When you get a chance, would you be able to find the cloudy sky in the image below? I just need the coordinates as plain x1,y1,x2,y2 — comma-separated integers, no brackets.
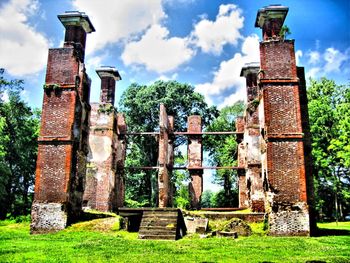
0,0,349,191
0,0,349,109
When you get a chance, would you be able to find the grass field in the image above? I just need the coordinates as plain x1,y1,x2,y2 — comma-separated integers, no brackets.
0,219,349,263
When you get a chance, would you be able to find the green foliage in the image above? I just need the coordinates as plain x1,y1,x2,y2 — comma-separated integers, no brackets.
0,69,40,219
0,221,349,262
200,190,214,208
98,103,115,114
120,80,217,206
308,78,350,220
203,101,244,206
279,25,291,39
174,186,190,209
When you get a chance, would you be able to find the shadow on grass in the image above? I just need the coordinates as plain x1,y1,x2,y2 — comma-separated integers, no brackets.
314,228,350,237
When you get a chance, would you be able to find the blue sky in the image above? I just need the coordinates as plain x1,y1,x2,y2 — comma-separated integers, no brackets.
0,0,349,190
1,0,349,109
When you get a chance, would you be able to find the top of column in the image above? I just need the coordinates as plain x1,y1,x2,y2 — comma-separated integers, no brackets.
255,5,288,40
58,11,95,33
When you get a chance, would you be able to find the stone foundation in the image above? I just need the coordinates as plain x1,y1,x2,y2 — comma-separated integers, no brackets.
30,202,67,234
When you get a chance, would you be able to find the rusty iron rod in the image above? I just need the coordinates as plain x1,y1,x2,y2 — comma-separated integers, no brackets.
174,131,240,135
125,166,244,170
125,131,242,136
125,132,160,135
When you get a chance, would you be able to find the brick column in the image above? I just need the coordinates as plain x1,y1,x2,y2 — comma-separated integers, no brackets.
255,5,312,235
236,116,248,208
167,116,174,206
188,115,203,209
83,67,121,212
240,63,264,212
158,104,171,207
115,113,127,208
31,12,95,234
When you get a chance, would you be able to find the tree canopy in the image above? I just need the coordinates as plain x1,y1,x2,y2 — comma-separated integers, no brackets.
203,101,244,207
0,69,40,219
308,78,350,220
119,80,217,206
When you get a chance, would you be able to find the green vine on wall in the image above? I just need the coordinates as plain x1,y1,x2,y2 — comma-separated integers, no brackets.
98,103,115,114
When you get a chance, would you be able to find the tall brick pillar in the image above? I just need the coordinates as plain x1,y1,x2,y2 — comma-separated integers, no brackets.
255,5,312,235
83,66,122,212
236,116,248,208
240,63,264,212
31,12,95,233
158,104,174,207
188,116,203,209
115,113,127,208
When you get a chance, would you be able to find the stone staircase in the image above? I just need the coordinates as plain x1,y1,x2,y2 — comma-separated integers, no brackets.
138,209,184,240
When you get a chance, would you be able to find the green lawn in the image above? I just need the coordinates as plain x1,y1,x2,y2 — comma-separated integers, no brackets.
0,220,349,263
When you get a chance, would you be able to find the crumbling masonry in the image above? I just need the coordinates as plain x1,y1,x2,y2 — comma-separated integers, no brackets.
237,5,314,235
83,67,126,212
31,12,95,233
31,5,314,236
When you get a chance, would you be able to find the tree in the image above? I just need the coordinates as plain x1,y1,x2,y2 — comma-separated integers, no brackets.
119,80,217,206
0,69,40,219
307,78,350,220
200,190,214,208
203,101,244,207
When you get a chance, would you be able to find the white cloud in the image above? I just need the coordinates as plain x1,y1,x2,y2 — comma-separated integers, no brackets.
305,47,349,79
324,47,348,73
295,50,303,66
191,4,244,55
0,0,49,76
121,24,194,73
195,34,260,108
306,67,321,79
72,0,166,54
307,51,320,65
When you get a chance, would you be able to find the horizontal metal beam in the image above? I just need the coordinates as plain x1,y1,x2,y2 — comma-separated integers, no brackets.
125,131,242,136
125,166,244,170
174,131,240,135
125,132,159,136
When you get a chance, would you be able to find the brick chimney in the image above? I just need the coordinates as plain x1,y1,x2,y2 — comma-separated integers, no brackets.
96,66,121,105
240,62,260,102
58,11,95,61
255,5,288,40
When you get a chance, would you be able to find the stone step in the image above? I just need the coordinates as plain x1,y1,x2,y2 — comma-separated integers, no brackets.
140,220,177,227
142,215,178,220
139,229,177,235
142,213,178,218
138,234,176,240
138,210,180,240
140,226,177,231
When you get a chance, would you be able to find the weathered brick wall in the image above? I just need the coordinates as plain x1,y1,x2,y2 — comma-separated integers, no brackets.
263,85,302,135
158,104,172,207
34,144,72,202
259,40,297,80
266,141,307,203
252,5,313,235
115,113,127,208
238,172,248,208
188,115,203,209
83,103,117,212
45,48,79,85
31,12,94,234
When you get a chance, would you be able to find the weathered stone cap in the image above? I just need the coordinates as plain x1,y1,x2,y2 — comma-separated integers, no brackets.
58,11,95,33
96,66,122,80
255,5,289,28
240,62,260,77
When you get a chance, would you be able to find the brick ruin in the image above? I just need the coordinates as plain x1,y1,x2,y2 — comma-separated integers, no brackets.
31,5,314,236
83,67,126,212
236,5,314,235
31,12,95,233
